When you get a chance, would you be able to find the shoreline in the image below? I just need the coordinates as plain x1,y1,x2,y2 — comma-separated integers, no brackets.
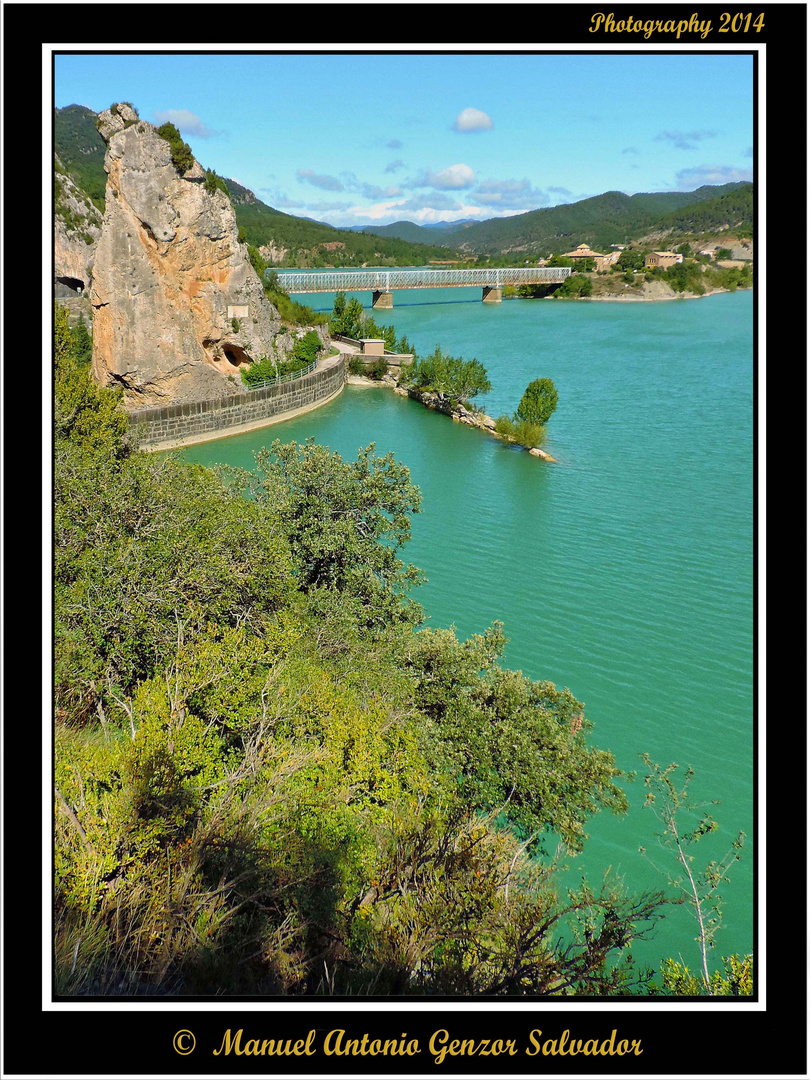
147,285,750,453
391,384,558,462
506,283,752,304
580,285,750,303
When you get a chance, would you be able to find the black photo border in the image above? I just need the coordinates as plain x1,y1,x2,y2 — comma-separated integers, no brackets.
4,3,805,1076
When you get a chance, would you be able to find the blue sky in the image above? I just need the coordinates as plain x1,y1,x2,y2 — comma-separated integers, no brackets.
54,51,754,227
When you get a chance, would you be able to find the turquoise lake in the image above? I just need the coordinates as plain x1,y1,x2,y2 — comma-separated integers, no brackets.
179,287,755,978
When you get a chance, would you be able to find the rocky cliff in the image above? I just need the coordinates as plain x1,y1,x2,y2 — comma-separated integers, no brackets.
55,157,102,300
90,104,295,406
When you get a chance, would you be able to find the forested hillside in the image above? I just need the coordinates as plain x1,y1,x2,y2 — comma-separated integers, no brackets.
54,104,109,211
223,179,464,267
430,183,752,256
652,183,754,236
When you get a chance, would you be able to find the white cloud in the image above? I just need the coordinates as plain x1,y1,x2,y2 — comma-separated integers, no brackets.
675,164,753,188
296,169,345,191
258,190,303,209
409,163,476,190
153,109,217,138
397,193,463,213
473,177,549,209
452,107,493,133
299,200,354,213
655,129,717,150
358,182,402,199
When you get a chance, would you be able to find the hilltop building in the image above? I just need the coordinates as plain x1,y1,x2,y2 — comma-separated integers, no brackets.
644,251,684,269
563,244,618,271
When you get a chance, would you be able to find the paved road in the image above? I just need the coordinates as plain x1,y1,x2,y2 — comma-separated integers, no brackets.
330,338,360,355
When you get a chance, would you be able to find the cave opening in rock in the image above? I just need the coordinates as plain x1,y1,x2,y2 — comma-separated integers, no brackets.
55,276,85,295
223,344,252,367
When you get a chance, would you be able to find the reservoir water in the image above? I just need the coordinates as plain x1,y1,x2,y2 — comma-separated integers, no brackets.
179,287,755,980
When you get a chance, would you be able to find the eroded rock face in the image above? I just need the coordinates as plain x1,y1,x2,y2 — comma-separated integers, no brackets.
55,157,102,296
90,104,287,406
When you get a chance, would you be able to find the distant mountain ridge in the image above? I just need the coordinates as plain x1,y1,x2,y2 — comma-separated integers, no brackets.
54,104,752,267
348,184,751,254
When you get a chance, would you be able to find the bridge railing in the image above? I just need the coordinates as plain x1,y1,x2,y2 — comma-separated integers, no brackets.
272,266,571,293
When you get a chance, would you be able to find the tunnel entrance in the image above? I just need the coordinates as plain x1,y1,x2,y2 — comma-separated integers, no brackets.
55,276,85,297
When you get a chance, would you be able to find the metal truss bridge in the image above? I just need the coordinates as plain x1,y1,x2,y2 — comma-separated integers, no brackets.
274,266,571,306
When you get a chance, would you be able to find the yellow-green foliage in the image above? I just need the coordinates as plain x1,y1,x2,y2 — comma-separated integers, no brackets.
54,618,432,993
659,955,753,996
55,309,730,996
55,303,128,455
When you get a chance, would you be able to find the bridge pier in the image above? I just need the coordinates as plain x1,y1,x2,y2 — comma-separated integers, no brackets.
482,285,502,303
372,290,394,310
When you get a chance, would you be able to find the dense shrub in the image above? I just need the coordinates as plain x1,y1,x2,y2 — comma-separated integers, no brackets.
513,418,546,448
240,332,322,388
517,378,558,426
263,266,327,327
555,273,593,298
402,345,491,404
366,357,390,380
155,122,195,174
493,415,545,449
204,169,229,195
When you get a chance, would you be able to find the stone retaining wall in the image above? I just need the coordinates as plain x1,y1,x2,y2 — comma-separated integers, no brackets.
129,354,345,449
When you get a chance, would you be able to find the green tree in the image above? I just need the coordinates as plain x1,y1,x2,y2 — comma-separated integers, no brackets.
403,345,491,405
155,122,194,173
329,291,347,334
343,298,364,338
617,248,646,272
243,440,424,628
406,623,628,852
70,319,93,368
203,169,229,196
54,303,128,457
329,293,365,338
517,378,558,426
639,756,746,990
555,273,592,298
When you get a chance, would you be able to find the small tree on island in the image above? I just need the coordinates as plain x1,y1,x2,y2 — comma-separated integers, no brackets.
517,378,558,426
493,378,558,449
402,345,491,406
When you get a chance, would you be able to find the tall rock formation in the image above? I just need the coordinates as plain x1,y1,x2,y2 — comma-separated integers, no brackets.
90,104,292,406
